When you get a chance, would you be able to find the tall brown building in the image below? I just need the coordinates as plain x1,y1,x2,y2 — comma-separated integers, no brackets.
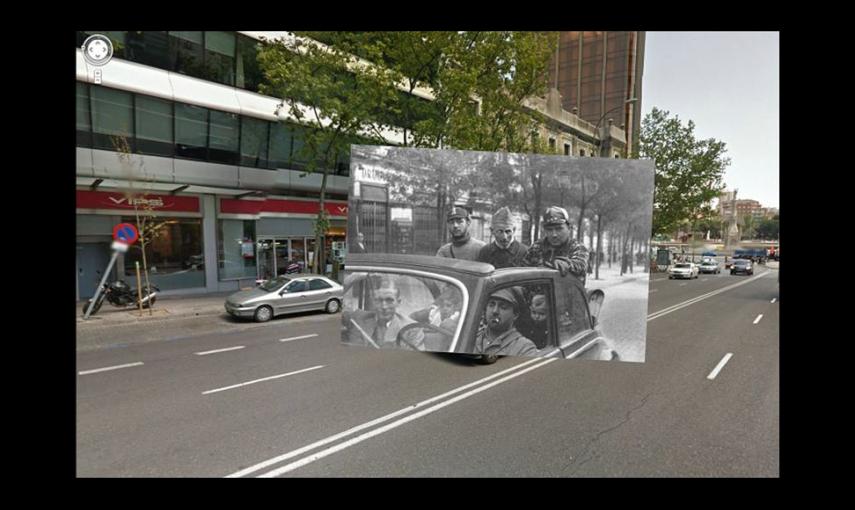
547,31,645,156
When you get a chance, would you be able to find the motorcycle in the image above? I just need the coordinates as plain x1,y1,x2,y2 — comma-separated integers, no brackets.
82,280,160,316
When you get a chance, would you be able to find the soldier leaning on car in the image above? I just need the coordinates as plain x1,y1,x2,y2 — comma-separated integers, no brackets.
523,206,589,284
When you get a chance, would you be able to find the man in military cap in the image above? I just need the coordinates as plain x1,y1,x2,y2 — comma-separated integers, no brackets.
523,206,589,282
476,206,528,268
436,206,486,261
475,286,538,357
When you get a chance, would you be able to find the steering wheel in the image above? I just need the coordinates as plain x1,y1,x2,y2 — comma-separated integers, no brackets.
396,322,453,351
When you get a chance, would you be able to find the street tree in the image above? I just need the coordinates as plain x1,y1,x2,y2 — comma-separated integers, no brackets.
636,107,730,237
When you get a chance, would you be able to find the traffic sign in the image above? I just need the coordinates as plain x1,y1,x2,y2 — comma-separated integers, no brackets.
113,223,139,244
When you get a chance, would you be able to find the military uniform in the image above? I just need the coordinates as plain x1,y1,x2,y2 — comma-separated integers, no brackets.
436,206,485,261
523,206,589,281
477,240,528,268
475,326,538,357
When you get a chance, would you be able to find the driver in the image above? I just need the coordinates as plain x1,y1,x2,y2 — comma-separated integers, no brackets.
345,279,425,351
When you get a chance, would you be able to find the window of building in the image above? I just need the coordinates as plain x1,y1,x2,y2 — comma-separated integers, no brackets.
208,110,239,164
548,138,556,151
564,143,571,156
235,34,263,92
204,31,236,86
122,216,205,291
174,102,209,160
125,31,171,69
580,149,586,157
240,116,270,168
76,82,91,147
169,31,205,78
268,122,293,170
90,86,134,151
134,95,174,157
289,124,311,171
218,219,257,280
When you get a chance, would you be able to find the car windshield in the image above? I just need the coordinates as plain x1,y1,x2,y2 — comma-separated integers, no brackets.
674,264,691,268
342,270,467,352
260,276,290,291
735,260,750,266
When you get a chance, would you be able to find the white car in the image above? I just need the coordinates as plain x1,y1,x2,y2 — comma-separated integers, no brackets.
668,262,699,280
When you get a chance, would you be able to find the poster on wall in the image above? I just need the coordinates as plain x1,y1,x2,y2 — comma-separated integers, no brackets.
241,240,255,258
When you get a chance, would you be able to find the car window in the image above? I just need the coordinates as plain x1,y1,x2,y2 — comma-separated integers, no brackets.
260,276,290,292
342,271,466,352
309,279,332,290
558,280,590,340
286,280,308,293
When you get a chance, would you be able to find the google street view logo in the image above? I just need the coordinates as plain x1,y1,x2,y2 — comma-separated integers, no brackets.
81,34,113,67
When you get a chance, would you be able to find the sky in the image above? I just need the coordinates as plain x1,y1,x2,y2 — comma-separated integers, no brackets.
641,32,779,209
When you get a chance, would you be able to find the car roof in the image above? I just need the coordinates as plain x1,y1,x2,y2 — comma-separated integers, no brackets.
346,253,496,277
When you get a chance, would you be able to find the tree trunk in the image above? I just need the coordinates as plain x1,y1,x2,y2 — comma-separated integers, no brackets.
621,222,632,276
595,214,604,280
576,175,586,241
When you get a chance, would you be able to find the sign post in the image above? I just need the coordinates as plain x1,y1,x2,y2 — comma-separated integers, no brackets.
82,223,139,320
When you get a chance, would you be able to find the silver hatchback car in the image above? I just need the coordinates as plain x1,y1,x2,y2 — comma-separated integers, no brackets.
225,275,343,322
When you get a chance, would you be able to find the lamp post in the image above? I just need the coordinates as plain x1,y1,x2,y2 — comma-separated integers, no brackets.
594,97,637,157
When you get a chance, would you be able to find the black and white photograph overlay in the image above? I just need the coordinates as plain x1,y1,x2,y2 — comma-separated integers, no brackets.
342,145,654,363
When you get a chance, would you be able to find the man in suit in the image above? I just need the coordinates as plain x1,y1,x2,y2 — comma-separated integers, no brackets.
344,279,425,351
350,232,367,254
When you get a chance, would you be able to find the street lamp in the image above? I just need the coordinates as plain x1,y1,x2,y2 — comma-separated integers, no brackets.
594,97,637,157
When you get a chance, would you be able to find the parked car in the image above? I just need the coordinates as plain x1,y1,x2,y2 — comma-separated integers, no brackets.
668,262,699,279
730,258,754,275
698,259,721,274
341,253,618,364
225,274,343,322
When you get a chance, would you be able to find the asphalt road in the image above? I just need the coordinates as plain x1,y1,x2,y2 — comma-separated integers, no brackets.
76,266,779,477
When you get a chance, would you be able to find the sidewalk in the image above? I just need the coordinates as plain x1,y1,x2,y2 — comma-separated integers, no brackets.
586,264,650,290
77,290,234,328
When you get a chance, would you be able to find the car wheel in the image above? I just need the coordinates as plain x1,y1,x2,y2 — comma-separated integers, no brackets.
480,354,499,365
254,305,273,323
325,299,341,314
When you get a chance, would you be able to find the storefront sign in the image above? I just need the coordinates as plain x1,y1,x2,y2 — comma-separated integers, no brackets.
220,198,348,218
77,190,200,213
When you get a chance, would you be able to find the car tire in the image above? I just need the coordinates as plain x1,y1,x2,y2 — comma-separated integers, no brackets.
325,299,341,314
254,305,273,323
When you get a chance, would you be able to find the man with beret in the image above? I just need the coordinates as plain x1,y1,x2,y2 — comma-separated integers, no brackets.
476,206,529,268
475,286,538,357
523,206,589,283
436,206,486,261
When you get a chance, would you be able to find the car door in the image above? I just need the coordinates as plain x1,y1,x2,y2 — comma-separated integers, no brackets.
280,279,310,314
555,278,602,359
306,278,335,310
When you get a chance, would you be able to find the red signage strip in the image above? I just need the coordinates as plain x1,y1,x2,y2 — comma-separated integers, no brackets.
77,190,200,213
220,198,348,218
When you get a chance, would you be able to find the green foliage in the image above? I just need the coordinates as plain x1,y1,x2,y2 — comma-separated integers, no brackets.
636,107,730,236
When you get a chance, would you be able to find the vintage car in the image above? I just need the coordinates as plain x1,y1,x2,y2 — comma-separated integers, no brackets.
341,253,617,363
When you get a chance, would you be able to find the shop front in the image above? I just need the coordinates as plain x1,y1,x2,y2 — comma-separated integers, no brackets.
218,196,348,284
76,189,206,299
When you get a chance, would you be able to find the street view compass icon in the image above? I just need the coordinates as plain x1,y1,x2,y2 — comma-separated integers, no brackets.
82,34,113,66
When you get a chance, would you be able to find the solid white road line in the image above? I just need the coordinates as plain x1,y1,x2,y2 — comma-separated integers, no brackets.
771,298,777,304
753,314,763,325
707,353,734,380
280,334,319,343
226,357,549,478
648,289,658,293
202,365,324,395
647,272,766,321
79,362,144,376
195,346,245,356
257,358,558,477
679,283,687,286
